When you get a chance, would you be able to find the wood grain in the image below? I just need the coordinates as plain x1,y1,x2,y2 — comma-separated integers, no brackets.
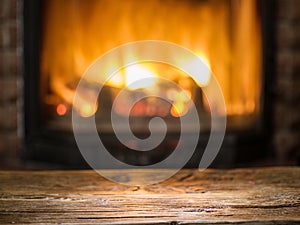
0,167,299,224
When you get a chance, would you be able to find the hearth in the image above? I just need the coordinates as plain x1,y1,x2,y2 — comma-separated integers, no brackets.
23,0,275,168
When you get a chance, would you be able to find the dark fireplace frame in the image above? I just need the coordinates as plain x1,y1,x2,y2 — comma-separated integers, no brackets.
22,0,276,168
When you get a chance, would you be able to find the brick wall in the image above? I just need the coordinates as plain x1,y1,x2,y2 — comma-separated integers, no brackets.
0,0,299,167
0,0,21,164
274,0,300,165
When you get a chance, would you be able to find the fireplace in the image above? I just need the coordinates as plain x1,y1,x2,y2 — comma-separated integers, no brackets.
23,0,275,168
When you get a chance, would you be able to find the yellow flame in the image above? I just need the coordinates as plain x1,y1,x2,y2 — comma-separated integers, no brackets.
179,54,211,87
124,64,157,90
170,90,191,117
73,87,99,117
171,101,186,117
106,73,124,88
196,55,211,86
79,102,98,118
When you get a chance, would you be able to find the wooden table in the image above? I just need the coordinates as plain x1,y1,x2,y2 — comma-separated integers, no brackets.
0,167,299,224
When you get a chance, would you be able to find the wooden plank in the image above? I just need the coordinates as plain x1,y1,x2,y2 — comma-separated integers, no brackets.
0,167,299,224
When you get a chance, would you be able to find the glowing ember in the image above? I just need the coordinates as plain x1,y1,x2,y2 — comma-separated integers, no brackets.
56,104,67,116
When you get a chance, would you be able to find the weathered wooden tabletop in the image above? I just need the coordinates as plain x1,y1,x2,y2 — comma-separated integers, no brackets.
0,167,299,224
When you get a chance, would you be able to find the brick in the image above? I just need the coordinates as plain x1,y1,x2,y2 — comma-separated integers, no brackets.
7,0,17,19
275,77,293,100
0,22,18,49
274,103,300,130
290,1,300,20
275,50,300,89
8,22,18,48
0,80,18,102
292,50,300,79
0,131,18,160
0,0,17,20
275,77,300,103
276,51,293,79
0,51,19,77
276,22,300,49
0,24,6,49
276,50,300,80
0,0,8,20
277,0,300,21
6,21,18,49
273,130,300,162
0,102,18,131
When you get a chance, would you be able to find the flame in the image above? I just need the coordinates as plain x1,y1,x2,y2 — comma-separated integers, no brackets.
41,0,261,122
195,55,211,87
170,90,191,117
79,102,98,118
178,54,211,87
124,64,157,90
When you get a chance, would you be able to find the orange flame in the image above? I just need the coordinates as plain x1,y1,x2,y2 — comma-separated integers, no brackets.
41,0,261,122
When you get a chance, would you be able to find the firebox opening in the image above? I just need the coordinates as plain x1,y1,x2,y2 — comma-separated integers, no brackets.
40,0,261,133
23,0,268,168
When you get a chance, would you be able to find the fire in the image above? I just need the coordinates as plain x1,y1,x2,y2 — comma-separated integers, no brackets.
170,102,185,117
56,104,67,116
41,0,261,122
124,64,157,90
109,62,195,117
168,89,192,117
78,103,98,118
179,54,211,87
73,87,99,117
